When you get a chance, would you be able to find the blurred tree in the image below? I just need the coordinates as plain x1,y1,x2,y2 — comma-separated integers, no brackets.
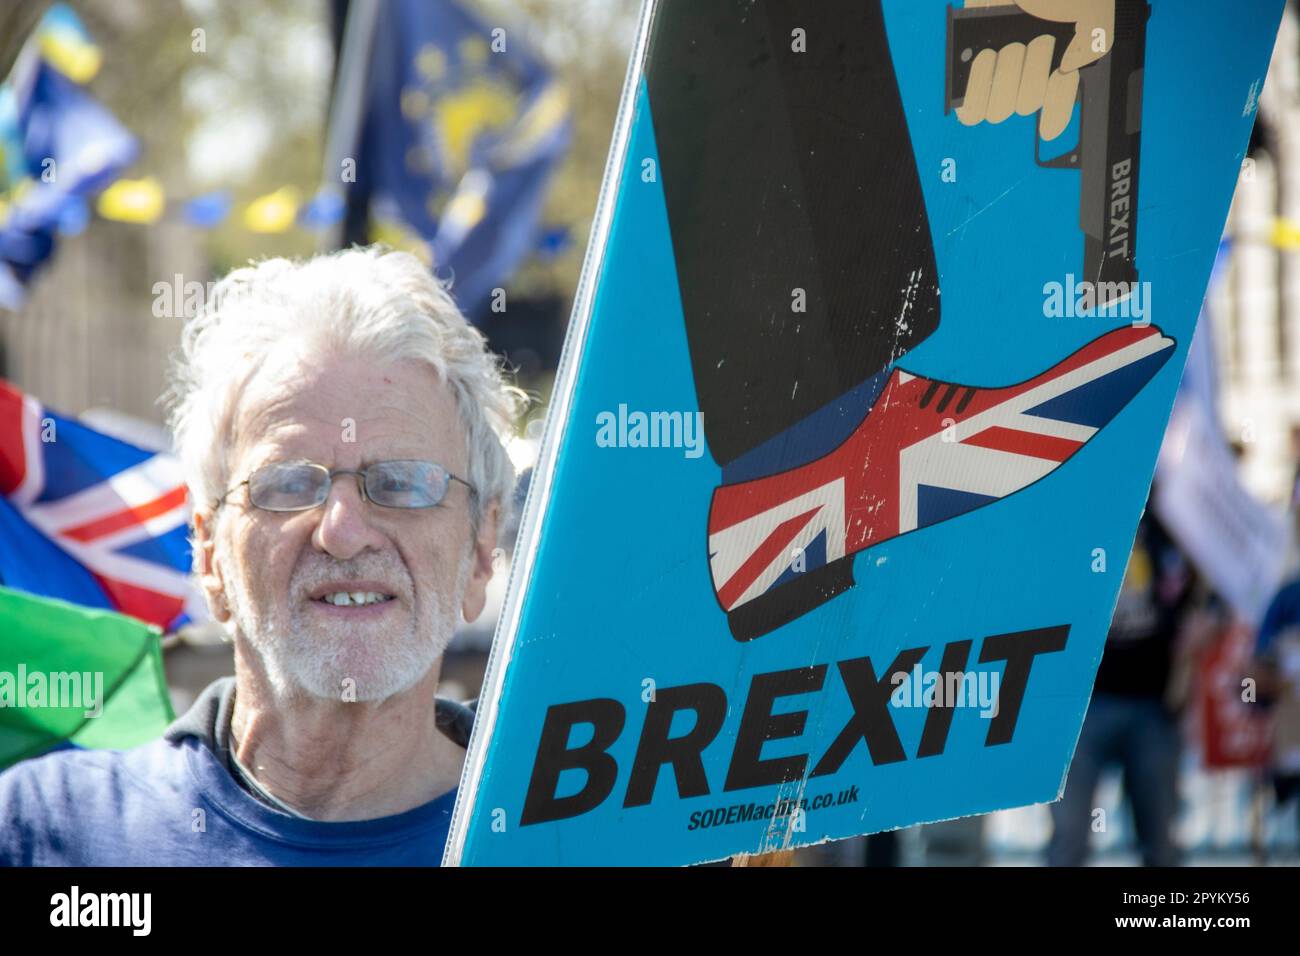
72,0,330,274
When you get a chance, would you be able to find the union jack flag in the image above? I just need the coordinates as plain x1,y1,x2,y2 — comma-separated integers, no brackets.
0,379,200,631
708,325,1175,619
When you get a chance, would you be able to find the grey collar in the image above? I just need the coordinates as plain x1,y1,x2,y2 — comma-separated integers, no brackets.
164,676,478,783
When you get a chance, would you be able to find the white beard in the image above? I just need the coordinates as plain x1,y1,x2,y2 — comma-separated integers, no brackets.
223,548,471,704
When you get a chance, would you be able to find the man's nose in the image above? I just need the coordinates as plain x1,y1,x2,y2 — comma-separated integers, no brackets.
310,474,387,560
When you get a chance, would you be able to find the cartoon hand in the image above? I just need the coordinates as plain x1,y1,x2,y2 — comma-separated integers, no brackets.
956,0,1115,141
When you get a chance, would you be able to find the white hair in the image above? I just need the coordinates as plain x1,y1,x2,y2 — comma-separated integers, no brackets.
164,246,526,532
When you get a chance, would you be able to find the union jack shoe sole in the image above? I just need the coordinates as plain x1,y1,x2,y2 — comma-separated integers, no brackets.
708,325,1176,642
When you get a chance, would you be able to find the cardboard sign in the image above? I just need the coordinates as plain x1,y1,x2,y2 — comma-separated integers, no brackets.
446,0,1285,865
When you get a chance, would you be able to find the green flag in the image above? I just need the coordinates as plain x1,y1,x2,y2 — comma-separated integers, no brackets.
0,586,174,770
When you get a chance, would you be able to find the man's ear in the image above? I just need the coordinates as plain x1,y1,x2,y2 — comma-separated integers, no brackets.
461,500,500,624
192,508,231,623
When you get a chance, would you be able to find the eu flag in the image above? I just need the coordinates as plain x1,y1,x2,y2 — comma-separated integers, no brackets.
353,0,571,317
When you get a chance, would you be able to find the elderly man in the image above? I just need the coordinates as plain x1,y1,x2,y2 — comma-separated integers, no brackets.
0,247,524,865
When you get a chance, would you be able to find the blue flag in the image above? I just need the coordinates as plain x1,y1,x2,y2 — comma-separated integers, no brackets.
356,0,571,316
0,5,138,308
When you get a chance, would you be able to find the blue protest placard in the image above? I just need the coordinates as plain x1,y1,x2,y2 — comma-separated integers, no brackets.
446,0,1285,866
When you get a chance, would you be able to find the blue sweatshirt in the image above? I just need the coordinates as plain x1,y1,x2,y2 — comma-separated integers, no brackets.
0,677,473,866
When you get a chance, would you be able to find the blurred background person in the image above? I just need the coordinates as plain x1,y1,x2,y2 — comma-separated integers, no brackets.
1046,501,1216,867
1250,489,1300,848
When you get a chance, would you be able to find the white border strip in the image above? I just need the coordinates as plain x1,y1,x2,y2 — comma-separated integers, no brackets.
443,0,660,866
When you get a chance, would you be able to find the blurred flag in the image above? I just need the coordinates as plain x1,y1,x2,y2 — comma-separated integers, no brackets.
0,4,137,308
534,222,572,260
96,175,164,224
297,188,344,231
182,189,232,229
243,185,301,234
1272,217,1300,251
0,379,201,632
1154,240,1288,623
0,586,173,771
347,0,571,316
56,195,88,236
34,3,102,84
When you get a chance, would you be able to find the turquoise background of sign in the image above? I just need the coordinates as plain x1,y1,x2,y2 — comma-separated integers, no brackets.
452,0,1284,865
